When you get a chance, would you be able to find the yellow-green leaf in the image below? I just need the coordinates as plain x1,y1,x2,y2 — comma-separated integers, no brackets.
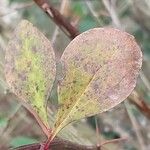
52,28,142,139
5,20,56,128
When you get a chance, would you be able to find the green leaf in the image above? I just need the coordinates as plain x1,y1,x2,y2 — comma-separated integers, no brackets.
5,20,56,128
52,28,142,139
10,136,38,148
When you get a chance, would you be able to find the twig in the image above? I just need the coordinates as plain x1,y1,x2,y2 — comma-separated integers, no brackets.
33,0,79,39
13,138,93,150
125,101,146,150
51,0,68,45
100,137,127,147
129,91,150,119
13,137,127,150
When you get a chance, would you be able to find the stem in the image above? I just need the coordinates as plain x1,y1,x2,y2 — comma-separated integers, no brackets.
14,138,94,150
43,134,53,150
14,137,126,150
33,0,80,39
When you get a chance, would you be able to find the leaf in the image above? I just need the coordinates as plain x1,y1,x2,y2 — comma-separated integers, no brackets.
5,20,56,128
52,28,142,139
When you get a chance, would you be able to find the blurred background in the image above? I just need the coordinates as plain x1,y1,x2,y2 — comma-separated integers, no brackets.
0,0,150,149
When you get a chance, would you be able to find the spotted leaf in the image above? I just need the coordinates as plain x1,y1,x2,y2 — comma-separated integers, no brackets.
5,20,56,128
52,28,142,139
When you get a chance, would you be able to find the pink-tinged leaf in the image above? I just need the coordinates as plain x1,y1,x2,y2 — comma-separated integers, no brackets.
5,20,56,129
52,28,142,139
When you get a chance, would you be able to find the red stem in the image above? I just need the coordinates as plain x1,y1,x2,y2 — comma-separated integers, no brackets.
33,0,80,39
